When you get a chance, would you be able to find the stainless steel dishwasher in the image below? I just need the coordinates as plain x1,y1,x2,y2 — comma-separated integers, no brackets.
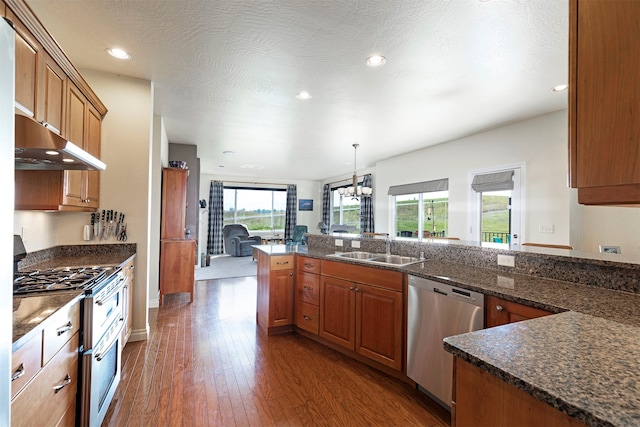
407,275,484,410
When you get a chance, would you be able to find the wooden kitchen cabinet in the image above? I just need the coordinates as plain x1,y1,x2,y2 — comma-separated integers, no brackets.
485,295,552,328
295,256,321,334
161,167,188,239
11,299,81,427
8,6,40,118
160,239,196,304
121,256,135,345
257,252,295,335
319,260,403,371
569,0,640,205
38,50,66,135
453,357,586,427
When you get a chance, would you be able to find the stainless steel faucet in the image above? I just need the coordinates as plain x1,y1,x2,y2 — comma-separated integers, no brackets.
386,234,391,255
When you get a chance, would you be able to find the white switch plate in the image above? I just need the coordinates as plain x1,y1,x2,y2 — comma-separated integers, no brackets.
497,254,515,267
351,240,360,248
539,224,554,234
335,239,343,247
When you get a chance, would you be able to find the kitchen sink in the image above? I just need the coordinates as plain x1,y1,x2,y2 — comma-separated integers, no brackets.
329,252,422,267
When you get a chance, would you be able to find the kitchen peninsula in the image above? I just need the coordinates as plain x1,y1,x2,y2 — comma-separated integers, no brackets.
255,233,640,427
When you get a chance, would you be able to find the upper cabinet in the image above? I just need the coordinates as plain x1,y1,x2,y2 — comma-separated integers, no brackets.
569,0,640,205
7,0,108,211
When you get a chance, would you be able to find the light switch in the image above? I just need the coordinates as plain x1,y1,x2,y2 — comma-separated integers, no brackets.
351,240,360,248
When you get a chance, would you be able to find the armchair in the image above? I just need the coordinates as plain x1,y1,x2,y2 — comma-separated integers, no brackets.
222,224,262,257
285,225,308,245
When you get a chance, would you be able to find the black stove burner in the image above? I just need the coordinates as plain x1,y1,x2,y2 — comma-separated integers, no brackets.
14,266,108,295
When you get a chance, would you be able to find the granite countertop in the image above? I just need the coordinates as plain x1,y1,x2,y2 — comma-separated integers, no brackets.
444,312,640,427
253,244,309,256
13,244,137,349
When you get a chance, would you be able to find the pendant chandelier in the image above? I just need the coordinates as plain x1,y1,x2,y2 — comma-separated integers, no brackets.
338,143,372,199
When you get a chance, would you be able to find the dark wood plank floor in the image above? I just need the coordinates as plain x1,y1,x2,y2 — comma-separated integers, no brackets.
102,277,450,427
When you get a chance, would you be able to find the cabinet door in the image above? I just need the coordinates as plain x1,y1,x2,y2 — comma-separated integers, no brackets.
355,284,403,370
8,8,39,118
269,269,294,327
84,105,101,208
38,51,66,135
569,0,640,204
160,240,195,304
296,271,319,306
319,276,355,350
63,84,86,207
485,295,552,328
161,168,188,239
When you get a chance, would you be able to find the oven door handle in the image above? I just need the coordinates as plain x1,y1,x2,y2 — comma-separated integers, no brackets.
96,276,126,306
95,317,124,362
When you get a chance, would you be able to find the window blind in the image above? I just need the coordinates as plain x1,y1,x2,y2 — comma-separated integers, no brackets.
387,178,448,196
471,170,514,192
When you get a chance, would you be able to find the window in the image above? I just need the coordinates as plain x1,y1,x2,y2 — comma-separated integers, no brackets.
331,189,360,231
388,179,449,238
223,188,286,231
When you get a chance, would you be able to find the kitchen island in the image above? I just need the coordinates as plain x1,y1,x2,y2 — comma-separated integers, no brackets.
258,235,640,427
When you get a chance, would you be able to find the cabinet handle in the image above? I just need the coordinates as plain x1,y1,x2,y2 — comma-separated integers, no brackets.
11,364,25,382
275,261,289,265
354,288,360,292
304,263,314,268
53,374,72,394
303,285,313,290
303,315,313,321
56,321,73,336
289,272,293,277
349,286,355,291
496,305,504,312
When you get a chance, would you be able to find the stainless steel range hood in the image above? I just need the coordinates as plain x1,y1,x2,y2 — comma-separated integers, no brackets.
14,114,106,171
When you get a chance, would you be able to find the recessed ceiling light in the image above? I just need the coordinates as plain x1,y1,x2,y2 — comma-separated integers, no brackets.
296,91,311,100
45,150,59,156
62,158,74,163
222,150,235,155
552,84,568,92
366,55,386,67
106,48,131,60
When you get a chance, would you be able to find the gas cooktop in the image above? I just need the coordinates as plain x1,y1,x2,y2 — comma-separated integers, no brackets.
13,266,115,295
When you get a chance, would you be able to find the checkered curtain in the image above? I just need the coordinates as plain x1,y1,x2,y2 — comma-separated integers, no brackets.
360,174,374,233
207,181,224,254
285,185,297,241
322,184,330,228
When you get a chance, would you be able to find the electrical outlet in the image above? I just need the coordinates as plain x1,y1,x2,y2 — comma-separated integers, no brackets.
539,224,554,234
335,239,343,247
351,240,360,248
497,275,515,289
497,254,515,267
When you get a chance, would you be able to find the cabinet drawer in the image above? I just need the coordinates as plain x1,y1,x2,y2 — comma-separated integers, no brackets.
11,332,79,427
298,256,321,274
321,260,403,292
296,301,319,335
270,255,294,271
42,301,80,365
11,333,42,399
297,271,319,306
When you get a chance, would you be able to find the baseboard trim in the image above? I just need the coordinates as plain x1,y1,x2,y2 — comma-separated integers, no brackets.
129,327,149,342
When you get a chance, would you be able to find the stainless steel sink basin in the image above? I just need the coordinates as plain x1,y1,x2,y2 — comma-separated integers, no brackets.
329,252,422,267
368,255,420,265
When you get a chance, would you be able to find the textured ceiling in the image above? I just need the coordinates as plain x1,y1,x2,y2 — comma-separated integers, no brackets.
27,0,568,181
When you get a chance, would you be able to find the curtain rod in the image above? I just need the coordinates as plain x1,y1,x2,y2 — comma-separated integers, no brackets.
213,179,291,187
326,173,371,187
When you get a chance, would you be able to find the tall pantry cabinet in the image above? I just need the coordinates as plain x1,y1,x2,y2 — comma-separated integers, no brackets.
159,167,196,304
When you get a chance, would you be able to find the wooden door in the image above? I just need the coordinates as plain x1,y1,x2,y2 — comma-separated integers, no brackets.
485,295,552,328
63,84,86,207
38,51,66,135
84,105,101,208
8,8,39,118
160,240,196,304
319,276,355,350
161,168,188,239
269,269,294,327
355,283,403,370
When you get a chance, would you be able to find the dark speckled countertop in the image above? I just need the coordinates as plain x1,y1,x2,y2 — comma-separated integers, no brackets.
264,244,640,426
13,244,136,350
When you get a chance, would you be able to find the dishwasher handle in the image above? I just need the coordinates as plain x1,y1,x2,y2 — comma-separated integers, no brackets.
409,275,484,308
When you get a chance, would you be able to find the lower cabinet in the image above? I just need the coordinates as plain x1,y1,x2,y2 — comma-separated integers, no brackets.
159,239,196,304
319,260,403,371
121,256,135,345
257,252,295,335
295,256,321,335
11,299,81,427
485,295,553,327
453,357,586,427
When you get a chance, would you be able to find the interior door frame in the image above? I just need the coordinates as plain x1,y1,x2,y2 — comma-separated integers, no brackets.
467,163,525,247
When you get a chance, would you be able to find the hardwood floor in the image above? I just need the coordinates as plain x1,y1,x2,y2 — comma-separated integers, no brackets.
102,277,450,427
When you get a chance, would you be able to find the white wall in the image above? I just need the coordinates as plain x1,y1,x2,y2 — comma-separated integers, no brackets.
56,70,154,341
199,173,323,237
375,111,572,246
581,205,640,256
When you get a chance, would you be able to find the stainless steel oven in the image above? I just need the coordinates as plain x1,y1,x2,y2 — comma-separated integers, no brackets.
79,268,127,427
